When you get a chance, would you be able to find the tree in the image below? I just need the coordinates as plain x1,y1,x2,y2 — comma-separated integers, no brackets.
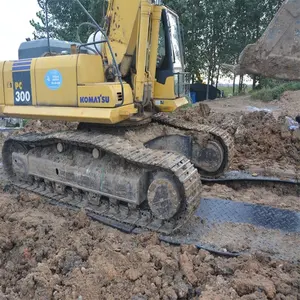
30,0,286,94
164,0,206,80
30,0,105,41
227,0,285,92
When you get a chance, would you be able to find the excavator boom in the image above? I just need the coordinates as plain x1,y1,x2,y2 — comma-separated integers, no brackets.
234,0,300,80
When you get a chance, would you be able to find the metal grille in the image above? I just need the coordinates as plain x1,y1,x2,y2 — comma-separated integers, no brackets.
197,198,300,233
163,197,300,262
174,72,190,98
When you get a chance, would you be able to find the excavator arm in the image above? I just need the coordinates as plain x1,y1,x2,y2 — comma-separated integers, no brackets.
103,0,188,108
232,0,300,80
101,0,148,102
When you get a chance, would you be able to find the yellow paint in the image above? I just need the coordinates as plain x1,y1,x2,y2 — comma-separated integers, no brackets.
120,16,139,77
30,59,37,105
154,97,188,112
0,2,190,126
0,62,4,105
1,105,137,124
154,76,176,99
78,83,133,108
35,55,78,106
134,0,152,102
3,61,13,106
149,6,162,86
105,0,140,66
77,55,105,84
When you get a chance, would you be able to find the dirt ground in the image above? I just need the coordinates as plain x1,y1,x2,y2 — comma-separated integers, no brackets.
0,92,299,299
0,190,299,300
171,92,300,173
206,91,300,118
201,183,300,212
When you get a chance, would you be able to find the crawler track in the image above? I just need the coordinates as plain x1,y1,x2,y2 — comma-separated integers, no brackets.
2,131,202,235
153,113,235,178
2,115,235,235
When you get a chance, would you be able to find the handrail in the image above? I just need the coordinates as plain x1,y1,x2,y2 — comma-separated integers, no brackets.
45,0,124,106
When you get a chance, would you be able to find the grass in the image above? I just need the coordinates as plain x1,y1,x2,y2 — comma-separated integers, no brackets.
218,86,253,98
23,119,30,126
250,82,300,102
220,86,234,97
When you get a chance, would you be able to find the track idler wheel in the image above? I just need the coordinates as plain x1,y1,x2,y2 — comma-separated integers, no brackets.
147,172,182,221
192,139,225,176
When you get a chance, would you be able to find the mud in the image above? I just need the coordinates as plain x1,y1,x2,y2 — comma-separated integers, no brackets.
0,96,299,299
21,120,78,134
167,103,300,172
125,104,300,175
0,189,299,300
4,102,300,175
230,111,300,170
201,182,300,212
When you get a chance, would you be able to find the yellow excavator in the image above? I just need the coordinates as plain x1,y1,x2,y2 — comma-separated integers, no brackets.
3,0,296,234
0,0,300,234
0,0,234,234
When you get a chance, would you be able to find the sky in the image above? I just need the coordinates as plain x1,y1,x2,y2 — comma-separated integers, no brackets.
0,0,40,61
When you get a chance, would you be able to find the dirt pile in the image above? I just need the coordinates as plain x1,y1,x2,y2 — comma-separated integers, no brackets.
172,105,300,170
171,104,212,125
275,91,300,118
171,104,241,134
231,111,300,169
0,190,299,300
21,120,78,134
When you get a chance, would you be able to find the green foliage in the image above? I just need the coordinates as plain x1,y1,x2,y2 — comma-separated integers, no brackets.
256,77,287,89
30,0,105,41
251,82,300,102
30,0,286,85
164,0,284,85
22,119,31,126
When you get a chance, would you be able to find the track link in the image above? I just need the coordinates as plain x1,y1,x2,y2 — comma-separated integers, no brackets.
153,112,235,178
2,131,202,235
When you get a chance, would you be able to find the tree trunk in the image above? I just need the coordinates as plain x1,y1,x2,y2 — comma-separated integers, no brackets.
216,65,220,89
252,75,256,90
239,75,244,93
233,75,236,95
206,67,211,101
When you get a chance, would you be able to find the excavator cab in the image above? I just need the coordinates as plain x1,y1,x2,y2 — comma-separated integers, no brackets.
155,8,189,99
99,1,190,115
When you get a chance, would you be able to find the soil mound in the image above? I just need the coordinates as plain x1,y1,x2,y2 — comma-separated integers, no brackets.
172,106,300,169
0,191,298,300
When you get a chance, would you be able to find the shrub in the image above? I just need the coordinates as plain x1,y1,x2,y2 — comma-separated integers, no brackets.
251,82,300,102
